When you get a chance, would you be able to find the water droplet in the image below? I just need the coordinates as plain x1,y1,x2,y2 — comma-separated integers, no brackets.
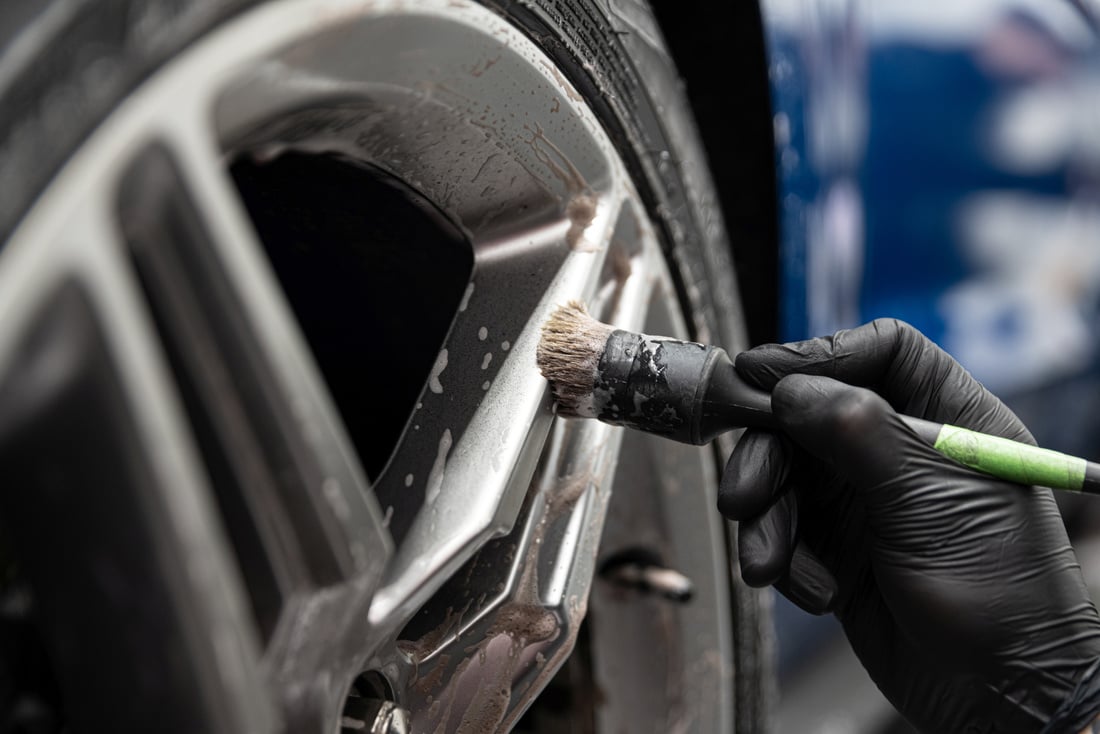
405,473,414,487
478,326,488,341
429,349,448,394
425,429,453,504
459,282,475,311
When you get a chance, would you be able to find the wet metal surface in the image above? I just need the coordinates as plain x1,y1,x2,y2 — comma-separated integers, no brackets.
0,0,735,731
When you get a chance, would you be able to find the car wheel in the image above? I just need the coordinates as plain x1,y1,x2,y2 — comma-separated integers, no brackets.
0,0,773,731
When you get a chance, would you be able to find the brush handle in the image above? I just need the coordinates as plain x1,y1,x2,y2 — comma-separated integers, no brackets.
900,416,1100,494
701,354,1100,493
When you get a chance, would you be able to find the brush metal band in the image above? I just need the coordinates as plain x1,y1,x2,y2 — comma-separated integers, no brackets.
593,330,718,444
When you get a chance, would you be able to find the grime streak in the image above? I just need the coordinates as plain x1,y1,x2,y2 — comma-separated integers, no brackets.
469,54,501,78
471,152,499,183
540,60,584,103
565,193,599,251
523,122,587,194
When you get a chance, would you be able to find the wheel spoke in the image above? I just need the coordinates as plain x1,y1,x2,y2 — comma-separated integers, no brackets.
0,180,275,733
158,118,390,589
143,120,397,726
368,185,630,631
390,200,697,732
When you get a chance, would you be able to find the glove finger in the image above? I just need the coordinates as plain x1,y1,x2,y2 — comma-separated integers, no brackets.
774,542,838,616
725,432,839,614
735,319,1029,441
738,492,798,587
718,429,790,520
770,373,944,505
734,318,913,391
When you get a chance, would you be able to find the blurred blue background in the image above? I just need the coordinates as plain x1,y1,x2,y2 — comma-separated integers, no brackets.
761,1,1100,730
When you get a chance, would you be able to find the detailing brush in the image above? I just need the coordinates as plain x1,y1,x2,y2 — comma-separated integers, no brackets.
536,301,1100,495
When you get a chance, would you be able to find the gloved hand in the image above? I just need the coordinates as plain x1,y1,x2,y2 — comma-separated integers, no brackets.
718,319,1100,733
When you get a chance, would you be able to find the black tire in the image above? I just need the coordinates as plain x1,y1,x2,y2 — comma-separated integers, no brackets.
0,1,775,731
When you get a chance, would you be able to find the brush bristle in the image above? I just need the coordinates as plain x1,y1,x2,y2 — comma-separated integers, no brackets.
537,301,614,416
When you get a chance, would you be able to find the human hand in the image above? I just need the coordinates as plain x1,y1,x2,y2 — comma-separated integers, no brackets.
718,319,1100,732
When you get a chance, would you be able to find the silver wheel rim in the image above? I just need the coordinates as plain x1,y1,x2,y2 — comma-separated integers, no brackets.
0,1,736,731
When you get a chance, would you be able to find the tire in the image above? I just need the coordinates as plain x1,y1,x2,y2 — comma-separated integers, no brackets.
0,1,774,732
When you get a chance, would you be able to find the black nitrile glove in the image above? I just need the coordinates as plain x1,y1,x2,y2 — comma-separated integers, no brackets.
718,319,1100,733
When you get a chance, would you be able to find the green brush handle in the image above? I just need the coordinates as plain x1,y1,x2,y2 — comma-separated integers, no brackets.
901,416,1100,494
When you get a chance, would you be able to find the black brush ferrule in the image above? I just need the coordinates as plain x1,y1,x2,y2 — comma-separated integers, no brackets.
593,331,776,444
